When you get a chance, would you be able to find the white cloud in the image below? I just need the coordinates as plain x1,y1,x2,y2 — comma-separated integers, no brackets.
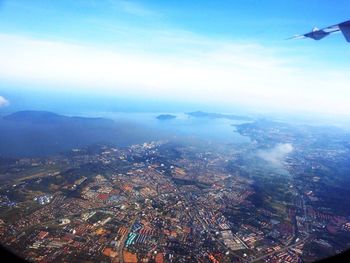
0,32,350,115
257,143,293,167
0,96,9,107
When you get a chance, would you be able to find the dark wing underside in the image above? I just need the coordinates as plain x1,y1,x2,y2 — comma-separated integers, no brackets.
338,20,350,42
304,29,330,40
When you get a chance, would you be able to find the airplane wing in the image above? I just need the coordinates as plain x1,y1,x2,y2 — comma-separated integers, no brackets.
338,20,350,42
289,20,350,42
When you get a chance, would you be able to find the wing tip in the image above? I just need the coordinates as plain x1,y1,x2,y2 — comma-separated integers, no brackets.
286,35,305,40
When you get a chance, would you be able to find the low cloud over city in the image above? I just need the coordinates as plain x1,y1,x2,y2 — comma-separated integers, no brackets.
257,143,294,167
0,95,9,107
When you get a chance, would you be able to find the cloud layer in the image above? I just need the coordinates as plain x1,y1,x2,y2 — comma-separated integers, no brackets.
0,32,350,115
257,143,293,167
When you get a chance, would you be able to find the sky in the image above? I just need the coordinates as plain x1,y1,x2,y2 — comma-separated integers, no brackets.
0,0,350,115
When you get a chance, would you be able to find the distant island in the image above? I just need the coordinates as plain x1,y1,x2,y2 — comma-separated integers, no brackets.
156,114,177,120
0,111,153,157
186,111,251,121
3,110,113,124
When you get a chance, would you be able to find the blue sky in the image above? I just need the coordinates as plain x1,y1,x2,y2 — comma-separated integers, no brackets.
0,0,350,115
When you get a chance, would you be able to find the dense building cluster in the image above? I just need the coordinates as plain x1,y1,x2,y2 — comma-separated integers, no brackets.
0,120,350,262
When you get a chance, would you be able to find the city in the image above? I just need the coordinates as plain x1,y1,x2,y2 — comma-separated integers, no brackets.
1,119,350,262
